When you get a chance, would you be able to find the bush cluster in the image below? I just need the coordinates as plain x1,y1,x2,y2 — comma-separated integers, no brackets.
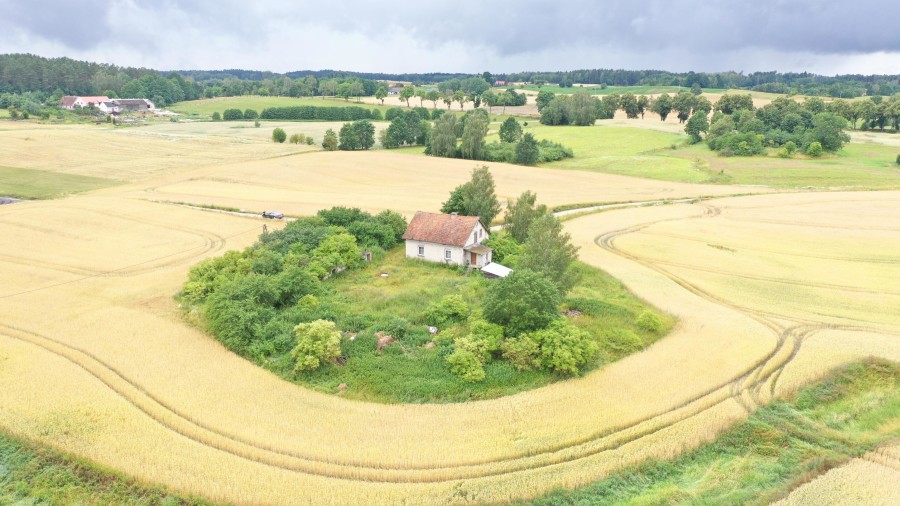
259,106,380,121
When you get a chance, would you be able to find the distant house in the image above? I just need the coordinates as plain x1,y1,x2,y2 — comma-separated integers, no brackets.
98,101,120,114
114,98,154,112
388,88,401,95
402,212,492,268
60,95,111,110
494,80,507,86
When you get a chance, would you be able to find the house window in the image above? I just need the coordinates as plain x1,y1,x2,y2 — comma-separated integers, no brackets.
445,249,452,261
417,245,424,257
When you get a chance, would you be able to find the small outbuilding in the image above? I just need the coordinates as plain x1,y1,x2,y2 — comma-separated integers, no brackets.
481,262,512,279
402,211,492,268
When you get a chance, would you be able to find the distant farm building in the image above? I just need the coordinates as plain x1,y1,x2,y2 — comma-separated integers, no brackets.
494,80,507,86
59,96,154,113
388,88,401,95
402,212,492,268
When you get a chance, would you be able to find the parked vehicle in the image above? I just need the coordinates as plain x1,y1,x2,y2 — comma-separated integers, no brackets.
262,210,284,219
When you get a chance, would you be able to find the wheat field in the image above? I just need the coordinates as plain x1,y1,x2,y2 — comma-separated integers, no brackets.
0,121,898,504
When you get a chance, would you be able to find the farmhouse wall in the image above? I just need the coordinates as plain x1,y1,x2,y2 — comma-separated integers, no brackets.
405,240,465,266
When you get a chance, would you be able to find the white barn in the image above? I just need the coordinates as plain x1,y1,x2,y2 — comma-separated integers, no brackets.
402,212,492,268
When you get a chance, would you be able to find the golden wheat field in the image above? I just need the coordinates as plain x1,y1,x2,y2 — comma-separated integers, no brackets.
0,121,898,504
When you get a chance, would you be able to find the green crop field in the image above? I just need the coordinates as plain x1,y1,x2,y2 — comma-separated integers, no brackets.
0,166,119,199
170,96,395,117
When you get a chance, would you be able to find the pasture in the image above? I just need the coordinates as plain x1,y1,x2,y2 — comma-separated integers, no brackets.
0,118,897,504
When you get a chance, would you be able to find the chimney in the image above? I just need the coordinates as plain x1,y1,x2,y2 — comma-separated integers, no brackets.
451,212,458,218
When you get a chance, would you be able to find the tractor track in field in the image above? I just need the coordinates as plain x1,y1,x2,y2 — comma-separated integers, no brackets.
0,201,868,485
2,198,896,488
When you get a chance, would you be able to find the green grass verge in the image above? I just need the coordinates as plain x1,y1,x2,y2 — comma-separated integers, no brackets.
527,359,900,505
0,431,211,506
169,96,394,118
0,166,119,199
267,248,673,404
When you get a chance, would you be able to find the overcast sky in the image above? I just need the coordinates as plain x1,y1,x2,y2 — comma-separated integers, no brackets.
1,0,899,76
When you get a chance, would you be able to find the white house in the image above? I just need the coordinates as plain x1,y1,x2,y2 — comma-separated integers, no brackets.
97,101,120,114
59,95,111,110
402,211,492,268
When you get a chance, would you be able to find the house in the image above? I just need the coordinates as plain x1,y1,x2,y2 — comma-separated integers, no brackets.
494,80,507,86
114,98,154,112
59,95,111,110
388,88,401,95
402,211,492,268
97,101,120,114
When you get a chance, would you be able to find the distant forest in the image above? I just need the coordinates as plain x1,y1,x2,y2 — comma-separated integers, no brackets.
2,53,899,109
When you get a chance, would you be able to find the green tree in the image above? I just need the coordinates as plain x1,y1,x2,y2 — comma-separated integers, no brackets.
429,113,458,158
211,111,221,121
243,108,259,119
426,90,440,109
291,320,342,373
482,90,498,113
338,120,375,150
685,111,709,143
460,109,489,160
504,190,548,243
375,86,387,105
637,95,650,119
222,108,243,120
535,90,555,112
514,133,540,165
690,83,702,95
714,94,755,115
399,86,415,107
650,93,672,121
482,269,562,335
440,185,466,215
568,92,599,126
453,90,466,110
672,92,696,123
519,214,580,293
322,128,338,151
462,165,501,226
620,93,639,119
498,116,523,143
804,112,850,152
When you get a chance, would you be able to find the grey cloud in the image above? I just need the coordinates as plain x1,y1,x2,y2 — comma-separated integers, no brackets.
0,0,111,49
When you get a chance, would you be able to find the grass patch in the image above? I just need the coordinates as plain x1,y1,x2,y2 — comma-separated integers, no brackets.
527,359,900,505
0,431,210,505
671,142,900,188
263,248,672,404
170,96,394,118
0,166,119,199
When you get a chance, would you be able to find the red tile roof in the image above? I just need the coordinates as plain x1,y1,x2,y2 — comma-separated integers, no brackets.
77,96,111,104
60,96,77,108
402,212,482,247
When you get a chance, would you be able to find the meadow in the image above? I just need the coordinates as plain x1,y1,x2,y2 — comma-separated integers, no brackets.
170,95,396,118
0,166,118,199
0,116,898,504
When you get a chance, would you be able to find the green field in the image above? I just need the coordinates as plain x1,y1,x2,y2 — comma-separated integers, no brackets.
673,141,900,188
529,359,900,505
170,96,395,118
0,166,119,199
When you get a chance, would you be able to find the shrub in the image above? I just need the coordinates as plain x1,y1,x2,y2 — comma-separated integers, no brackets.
533,320,598,375
462,319,504,361
289,133,305,144
322,129,338,151
806,141,823,157
895,153,899,166
272,127,287,143
635,311,662,333
604,328,644,354
501,334,541,371
254,121,260,128
291,320,342,373
211,112,221,121
445,348,485,382
222,108,243,121
243,108,259,120
423,295,471,327
305,137,315,145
